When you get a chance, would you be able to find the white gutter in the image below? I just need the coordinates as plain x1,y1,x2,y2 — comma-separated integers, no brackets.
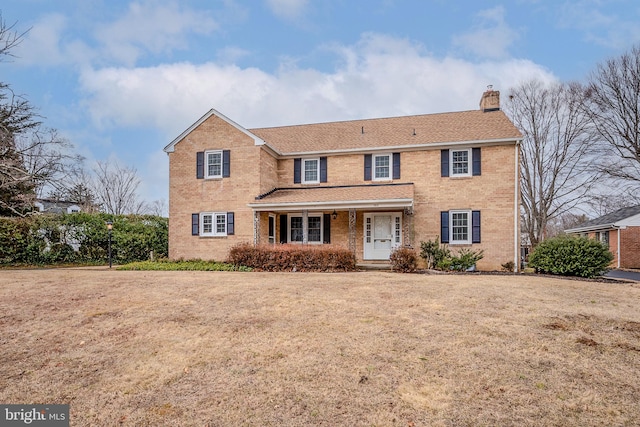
617,226,621,269
247,198,414,212
514,142,520,272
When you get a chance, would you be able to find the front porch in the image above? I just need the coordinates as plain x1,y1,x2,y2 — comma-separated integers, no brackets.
247,183,415,261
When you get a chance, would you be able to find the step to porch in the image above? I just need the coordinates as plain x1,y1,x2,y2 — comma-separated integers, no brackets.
358,262,392,271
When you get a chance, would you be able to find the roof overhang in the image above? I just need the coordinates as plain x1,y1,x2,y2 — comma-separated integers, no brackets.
273,137,521,158
164,108,266,153
248,198,414,212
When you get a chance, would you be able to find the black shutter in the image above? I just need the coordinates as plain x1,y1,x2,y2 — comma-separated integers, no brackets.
472,210,481,243
472,148,481,176
192,213,199,235
392,152,401,179
323,213,331,243
320,157,327,183
280,214,288,243
196,152,204,179
441,211,449,243
364,154,372,181
441,150,449,177
227,212,234,235
223,150,231,177
294,158,301,184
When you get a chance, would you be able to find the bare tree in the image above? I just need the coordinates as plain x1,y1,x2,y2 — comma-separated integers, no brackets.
584,45,640,194
15,127,85,198
92,160,145,215
0,11,28,60
147,199,168,217
505,79,601,247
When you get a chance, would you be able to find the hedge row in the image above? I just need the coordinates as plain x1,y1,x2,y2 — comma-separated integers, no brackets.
0,213,168,265
227,243,357,272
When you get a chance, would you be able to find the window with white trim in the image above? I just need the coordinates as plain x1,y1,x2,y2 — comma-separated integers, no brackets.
289,214,323,243
450,149,471,176
373,154,391,180
205,150,223,179
200,212,227,236
303,158,320,184
450,210,471,244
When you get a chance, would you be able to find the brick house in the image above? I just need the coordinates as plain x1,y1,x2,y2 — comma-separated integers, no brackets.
565,205,640,269
163,88,523,271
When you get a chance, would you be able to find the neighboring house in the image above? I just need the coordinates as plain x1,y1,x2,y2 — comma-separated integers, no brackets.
34,199,82,214
164,88,523,271
565,205,640,269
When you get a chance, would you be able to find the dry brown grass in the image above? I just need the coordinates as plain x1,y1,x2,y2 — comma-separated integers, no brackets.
1,268,639,426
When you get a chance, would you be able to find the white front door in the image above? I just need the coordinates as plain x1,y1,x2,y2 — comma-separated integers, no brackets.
364,212,402,260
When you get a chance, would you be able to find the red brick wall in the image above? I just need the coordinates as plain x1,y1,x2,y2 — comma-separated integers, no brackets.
620,227,640,268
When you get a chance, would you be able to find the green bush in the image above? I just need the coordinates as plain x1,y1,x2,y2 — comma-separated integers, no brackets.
449,248,484,271
420,236,450,269
528,236,613,278
0,213,168,266
420,237,483,271
227,243,357,272
390,247,417,273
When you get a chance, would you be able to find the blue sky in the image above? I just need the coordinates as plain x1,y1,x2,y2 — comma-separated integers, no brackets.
2,0,640,207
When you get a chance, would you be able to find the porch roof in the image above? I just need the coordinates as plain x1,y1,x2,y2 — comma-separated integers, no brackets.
247,183,414,211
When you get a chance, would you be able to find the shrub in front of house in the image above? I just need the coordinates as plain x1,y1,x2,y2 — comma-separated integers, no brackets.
390,247,418,273
528,235,613,278
419,237,484,271
227,243,357,272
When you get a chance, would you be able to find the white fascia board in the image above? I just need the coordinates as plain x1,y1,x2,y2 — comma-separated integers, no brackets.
163,108,265,153
277,137,521,158
247,198,414,211
565,224,618,234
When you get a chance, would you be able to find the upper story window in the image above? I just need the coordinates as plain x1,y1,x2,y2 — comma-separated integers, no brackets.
441,148,481,177
451,149,471,176
374,154,391,180
206,150,223,179
303,158,320,184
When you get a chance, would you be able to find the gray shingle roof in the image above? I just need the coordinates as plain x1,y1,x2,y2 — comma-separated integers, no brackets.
567,205,640,231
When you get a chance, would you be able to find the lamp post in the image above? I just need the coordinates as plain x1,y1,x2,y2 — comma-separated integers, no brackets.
106,221,113,268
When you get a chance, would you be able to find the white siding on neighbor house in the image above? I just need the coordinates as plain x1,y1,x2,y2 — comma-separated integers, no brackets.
619,213,640,227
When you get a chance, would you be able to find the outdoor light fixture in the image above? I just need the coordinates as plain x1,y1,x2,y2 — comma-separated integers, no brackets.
106,221,113,269
332,210,338,220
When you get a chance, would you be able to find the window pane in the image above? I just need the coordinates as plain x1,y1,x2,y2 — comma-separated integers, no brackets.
216,214,226,234
452,151,468,175
202,214,212,234
304,159,318,182
452,212,468,242
207,152,222,177
291,217,303,242
374,155,390,179
308,217,321,242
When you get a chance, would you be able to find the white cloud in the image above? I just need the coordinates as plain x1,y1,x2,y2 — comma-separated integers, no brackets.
94,0,218,66
452,6,519,59
265,0,309,22
78,32,557,137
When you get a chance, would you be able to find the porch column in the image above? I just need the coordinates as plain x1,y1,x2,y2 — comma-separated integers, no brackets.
348,208,356,254
403,207,414,248
302,210,308,244
253,211,260,245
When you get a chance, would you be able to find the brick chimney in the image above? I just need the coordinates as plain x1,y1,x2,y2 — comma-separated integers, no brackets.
480,85,500,112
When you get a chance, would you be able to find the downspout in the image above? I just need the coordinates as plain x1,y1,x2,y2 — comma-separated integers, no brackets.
514,141,520,272
617,226,622,269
